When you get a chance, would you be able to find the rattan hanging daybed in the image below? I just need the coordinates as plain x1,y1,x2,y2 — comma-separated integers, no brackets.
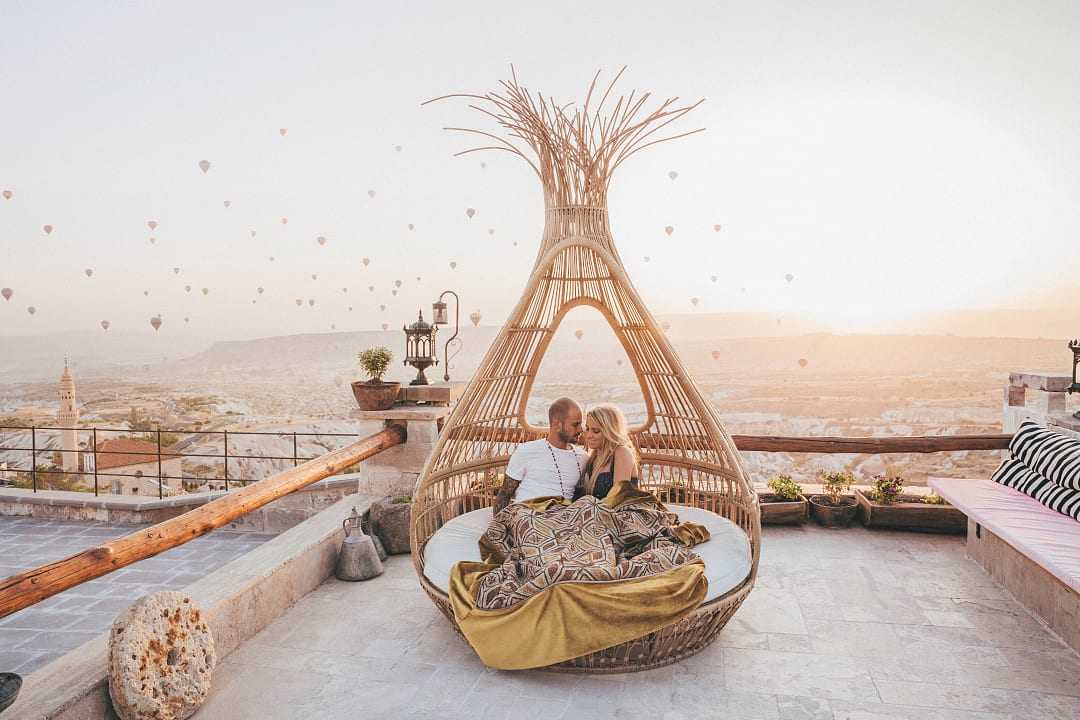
410,67,761,673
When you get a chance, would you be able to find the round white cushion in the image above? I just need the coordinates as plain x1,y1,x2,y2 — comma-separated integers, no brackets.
422,504,752,603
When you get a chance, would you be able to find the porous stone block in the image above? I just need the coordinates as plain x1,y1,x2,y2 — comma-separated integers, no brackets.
1004,385,1025,407
366,497,412,555
1027,389,1067,414
1009,372,1072,392
108,591,215,720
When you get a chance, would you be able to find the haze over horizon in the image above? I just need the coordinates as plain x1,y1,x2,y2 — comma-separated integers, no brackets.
2,0,1079,345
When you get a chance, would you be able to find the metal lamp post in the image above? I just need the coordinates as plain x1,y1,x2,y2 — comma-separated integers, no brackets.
403,310,438,385
1068,339,1080,419
432,291,460,382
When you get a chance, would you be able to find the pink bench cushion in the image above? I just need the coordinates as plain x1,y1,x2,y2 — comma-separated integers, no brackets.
929,476,1080,593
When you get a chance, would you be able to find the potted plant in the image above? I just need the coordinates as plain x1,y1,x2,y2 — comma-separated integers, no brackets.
364,494,413,555
854,473,965,534
351,346,400,411
758,474,809,525
809,470,859,527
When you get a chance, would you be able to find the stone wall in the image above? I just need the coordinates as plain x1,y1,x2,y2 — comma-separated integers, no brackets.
1002,371,1080,439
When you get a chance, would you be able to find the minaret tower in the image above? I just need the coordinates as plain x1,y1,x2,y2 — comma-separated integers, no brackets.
57,355,80,473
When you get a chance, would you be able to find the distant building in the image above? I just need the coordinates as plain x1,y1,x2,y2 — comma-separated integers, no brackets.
80,437,184,496
57,356,80,473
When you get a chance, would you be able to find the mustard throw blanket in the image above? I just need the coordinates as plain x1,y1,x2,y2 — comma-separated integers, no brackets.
448,484,710,669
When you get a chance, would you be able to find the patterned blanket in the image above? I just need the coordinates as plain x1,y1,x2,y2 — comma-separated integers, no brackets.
473,493,707,610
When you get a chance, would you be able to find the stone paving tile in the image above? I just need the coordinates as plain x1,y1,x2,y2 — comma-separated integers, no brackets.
197,526,1080,719
0,516,276,674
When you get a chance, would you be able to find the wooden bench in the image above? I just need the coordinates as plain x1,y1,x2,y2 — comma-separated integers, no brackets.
929,476,1080,652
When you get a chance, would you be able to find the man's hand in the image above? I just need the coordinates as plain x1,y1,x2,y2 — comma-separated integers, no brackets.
493,477,520,514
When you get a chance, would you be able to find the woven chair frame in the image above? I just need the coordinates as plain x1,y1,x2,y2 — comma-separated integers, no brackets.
410,68,761,673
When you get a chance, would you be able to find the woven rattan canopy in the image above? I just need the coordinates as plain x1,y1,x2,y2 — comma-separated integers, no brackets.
410,67,761,672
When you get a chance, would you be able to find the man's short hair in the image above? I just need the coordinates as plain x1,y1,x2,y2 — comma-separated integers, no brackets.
548,397,580,425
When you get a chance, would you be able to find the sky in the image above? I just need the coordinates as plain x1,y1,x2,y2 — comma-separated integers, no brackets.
1,0,1078,345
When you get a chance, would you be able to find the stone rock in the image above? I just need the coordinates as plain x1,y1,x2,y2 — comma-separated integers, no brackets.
335,534,384,581
108,591,215,720
369,496,413,554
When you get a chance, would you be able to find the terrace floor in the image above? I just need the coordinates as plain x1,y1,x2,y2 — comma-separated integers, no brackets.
197,525,1080,720
0,517,277,675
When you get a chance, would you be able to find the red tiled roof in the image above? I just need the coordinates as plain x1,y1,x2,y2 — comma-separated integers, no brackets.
93,437,182,471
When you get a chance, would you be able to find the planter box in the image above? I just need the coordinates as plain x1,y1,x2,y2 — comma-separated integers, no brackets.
808,495,860,528
758,493,809,525
854,489,966,534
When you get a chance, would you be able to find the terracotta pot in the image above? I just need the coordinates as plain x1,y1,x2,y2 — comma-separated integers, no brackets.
351,380,401,411
758,493,809,525
854,489,966,534
808,495,859,528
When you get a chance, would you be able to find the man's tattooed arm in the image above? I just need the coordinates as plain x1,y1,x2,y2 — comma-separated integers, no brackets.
494,477,520,514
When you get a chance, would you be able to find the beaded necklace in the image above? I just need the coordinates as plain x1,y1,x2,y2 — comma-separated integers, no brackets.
545,440,584,499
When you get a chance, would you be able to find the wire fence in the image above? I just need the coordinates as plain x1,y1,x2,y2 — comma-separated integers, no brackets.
0,425,365,499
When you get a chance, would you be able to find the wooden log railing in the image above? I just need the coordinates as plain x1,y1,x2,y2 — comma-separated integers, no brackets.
448,425,1012,454
0,423,406,619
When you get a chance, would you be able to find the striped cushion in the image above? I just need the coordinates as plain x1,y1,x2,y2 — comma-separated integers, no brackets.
1009,421,1080,491
1033,480,1080,521
991,457,1051,497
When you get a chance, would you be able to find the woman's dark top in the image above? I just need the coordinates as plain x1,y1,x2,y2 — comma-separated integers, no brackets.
573,466,640,501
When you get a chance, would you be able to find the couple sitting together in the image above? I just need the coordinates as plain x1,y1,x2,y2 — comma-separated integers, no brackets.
494,397,638,513
448,397,712,670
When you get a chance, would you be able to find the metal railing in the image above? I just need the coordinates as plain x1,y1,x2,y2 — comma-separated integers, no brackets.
0,425,365,499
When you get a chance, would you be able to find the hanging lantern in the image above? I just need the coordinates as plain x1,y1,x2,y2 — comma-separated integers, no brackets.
403,309,438,386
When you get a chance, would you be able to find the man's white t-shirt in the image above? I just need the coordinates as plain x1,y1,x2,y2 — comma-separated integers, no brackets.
505,438,588,502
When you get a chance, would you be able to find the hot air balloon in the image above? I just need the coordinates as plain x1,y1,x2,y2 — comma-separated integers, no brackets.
257,287,264,294
416,276,421,282
27,306,36,315
269,256,275,262
668,170,678,180
449,261,457,270
710,275,717,282
367,190,376,198
317,236,327,246
1,190,11,200
43,225,53,235
223,200,231,208
643,256,650,263
488,228,495,236
201,287,209,296
465,208,475,219
100,320,110,331
616,359,623,366
198,160,211,174
391,290,398,296
480,162,486,169
469,311,481,326
143,290,150,296
84,268,93,278
252,299,257,305
1,288,12,301
798,358,808,368
281,217,288,225
173,267,180,275
308,299,315,307
330,324,336,330
147,220,158,230
184,316,190,323
295,299,303,306
361,258,370,267
574,329,584,341
150,316,162,331
348,306,353,311
311,274,318,280
148,237,156,245
394,145,402,152
785,273,794,283
408,223,415,231
184,285,191,292
664,225,674,236
713,224,722,232
711,350,721,360
394,280,402,288
690,297,700,307
250,230,257,238
368,285,375,292
379,304,386,311
342,287,348,293
279,128,288,136
381,323,389,331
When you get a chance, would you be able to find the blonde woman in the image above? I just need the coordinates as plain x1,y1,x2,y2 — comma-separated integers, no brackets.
573,403,640,501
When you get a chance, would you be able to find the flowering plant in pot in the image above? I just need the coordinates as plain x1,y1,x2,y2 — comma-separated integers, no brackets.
854,472,965,533
351,346,401,411
759,474,809,525
809,470,859,527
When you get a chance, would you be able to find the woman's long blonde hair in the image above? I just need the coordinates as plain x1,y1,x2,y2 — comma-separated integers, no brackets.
583,403,639,495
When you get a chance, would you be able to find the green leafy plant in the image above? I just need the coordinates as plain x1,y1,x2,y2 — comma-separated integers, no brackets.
767,474,803,501
922,492,945,505
392,494,412,504
357,346,393,383
818,470,855,506
870,473,904,504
